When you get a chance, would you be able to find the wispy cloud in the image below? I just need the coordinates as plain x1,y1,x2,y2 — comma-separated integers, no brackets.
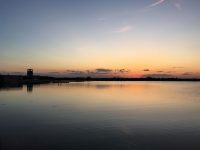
95,68,112,74
143,74,174,78
182,72,193,76
46,68,130,77
143,69,150,72
174,0,182,10
65,70,86,76
166,71,174,73
97,17,107,21
118,69,129,73
145,0,183,11
174,3,181,10
48,71,60,74
114,25,133,33
172,66,184,69
148,0,165,8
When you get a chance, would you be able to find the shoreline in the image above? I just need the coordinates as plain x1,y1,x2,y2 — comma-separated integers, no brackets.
1,75,200,86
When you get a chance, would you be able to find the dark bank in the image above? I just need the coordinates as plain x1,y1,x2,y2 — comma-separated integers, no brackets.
0,69,200,88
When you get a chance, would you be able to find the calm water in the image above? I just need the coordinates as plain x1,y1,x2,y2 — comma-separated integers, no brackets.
0,81,200,150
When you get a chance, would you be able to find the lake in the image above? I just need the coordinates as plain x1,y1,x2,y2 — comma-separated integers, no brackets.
0,81,200,150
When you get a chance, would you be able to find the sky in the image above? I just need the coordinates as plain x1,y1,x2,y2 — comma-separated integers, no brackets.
0,0,200,78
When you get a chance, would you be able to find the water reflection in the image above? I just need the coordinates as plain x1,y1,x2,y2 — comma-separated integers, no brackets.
0,84,34,93
27,84,33,93
0,84,23,91
0,138,2,150
95,84,112,89
0,82,200,150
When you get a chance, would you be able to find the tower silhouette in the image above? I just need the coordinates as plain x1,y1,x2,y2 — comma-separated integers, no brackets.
27,69,33,78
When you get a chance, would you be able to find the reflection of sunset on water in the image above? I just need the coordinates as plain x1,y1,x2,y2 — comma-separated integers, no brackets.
1,82,200,149
11,82,199,112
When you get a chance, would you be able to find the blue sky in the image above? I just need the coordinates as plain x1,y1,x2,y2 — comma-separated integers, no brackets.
0,0,200,77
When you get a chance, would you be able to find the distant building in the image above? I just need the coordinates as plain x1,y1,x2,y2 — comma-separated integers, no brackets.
27,69,33,78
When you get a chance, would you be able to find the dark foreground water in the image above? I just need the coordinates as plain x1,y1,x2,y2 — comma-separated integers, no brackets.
0,81,200,150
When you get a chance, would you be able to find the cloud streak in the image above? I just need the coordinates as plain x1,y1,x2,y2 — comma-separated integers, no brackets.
143,69,150,72
173,0,183,10
114,25,133,33
143,74,174,78
118,69,129,73
174,2,181,10
182,72,193,76
51,68,130,77
148,0,165,8
172,66,184,69
97,17,107,21
95,68,112,74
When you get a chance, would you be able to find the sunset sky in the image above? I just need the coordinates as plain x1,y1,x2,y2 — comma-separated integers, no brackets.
0,0,200,78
